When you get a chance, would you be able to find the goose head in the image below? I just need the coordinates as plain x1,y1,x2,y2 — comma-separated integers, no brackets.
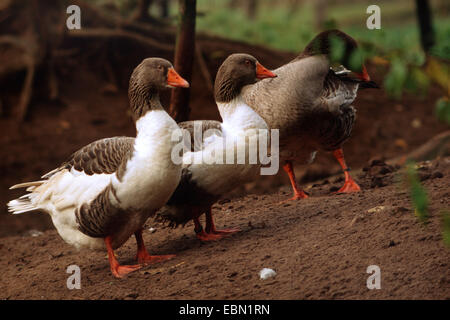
301,29,371,82
214,53,277,103
128,58,189,119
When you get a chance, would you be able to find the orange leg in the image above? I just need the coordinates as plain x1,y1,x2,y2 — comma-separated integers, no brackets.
105,236,141,278
332,148,361,193
282,161,309,200
194,215,222,241
205,207,240,236
192,206,230,241
134,229,175,265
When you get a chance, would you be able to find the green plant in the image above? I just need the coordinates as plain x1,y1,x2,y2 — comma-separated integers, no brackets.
405,162,429,224
442,210,450,247
435,97,450,125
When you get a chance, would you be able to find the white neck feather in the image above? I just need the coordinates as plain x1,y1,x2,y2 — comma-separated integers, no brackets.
115,108,181,209
217,97,268,133
134,109,178,159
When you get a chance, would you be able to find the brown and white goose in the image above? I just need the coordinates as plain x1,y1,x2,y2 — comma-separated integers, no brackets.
242,29,378,200
157,53,277,241
7,58,189,278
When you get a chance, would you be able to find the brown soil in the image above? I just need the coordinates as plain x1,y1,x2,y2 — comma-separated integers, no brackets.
1,157,449,299
0,20,449,299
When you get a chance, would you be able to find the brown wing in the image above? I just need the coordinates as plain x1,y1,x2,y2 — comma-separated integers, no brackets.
42,137,135,180
321,69,359,111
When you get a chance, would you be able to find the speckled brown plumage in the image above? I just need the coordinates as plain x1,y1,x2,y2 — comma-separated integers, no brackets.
75,184,123,237
43,137,134,181
241,30,377,163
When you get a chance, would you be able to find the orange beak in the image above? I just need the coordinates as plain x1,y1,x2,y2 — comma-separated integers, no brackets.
355,65,371,82
167,68,189,88
256,62,277,79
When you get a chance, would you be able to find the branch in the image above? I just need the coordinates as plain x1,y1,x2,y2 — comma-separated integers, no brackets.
15,57,35,121
66,28,174,51
387,130,450,165
73,0,176,36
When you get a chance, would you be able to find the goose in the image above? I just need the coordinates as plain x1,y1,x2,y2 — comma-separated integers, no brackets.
157,53,277,241
7,58,189,278
241,29,379,201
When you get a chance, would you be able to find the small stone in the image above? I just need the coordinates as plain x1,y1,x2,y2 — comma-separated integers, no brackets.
259,268,276,280
367,206,386,213
26,230,43,237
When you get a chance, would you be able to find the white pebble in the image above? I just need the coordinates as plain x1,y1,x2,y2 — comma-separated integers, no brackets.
28,230,43,237
259,268,276,280
148,227,156,233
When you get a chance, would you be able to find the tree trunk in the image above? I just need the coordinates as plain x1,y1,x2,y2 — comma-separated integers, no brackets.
415,0,435,53
158,0,169,18
169,0,196,122
133,0,153,22
245,0,258,20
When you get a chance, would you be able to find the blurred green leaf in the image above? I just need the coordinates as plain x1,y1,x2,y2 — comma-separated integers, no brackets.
384,57,407,99
405,162,429,224
329,35,346,65
435,97,450,125
404,67,430,95
349,46,364,72
323,19,337,30
443,211,450,248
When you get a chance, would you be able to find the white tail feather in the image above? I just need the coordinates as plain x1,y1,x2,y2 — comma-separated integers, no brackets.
9,181,45,190
7,198,39,214
41,167,63,179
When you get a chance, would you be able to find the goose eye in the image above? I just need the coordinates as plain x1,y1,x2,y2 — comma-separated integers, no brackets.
245,60,251,66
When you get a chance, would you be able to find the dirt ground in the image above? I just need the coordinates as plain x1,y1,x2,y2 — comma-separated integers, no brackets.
1,157,449,299
0,32,449,299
